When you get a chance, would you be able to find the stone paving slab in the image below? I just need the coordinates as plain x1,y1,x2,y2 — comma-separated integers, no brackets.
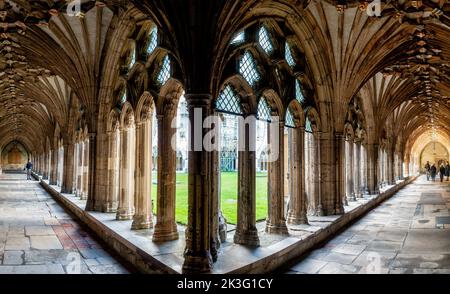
287,176,450,274
0,173,130,274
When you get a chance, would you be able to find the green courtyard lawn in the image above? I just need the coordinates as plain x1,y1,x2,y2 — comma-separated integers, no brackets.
151,171,268,225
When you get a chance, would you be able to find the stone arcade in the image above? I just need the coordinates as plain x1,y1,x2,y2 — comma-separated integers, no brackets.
0,0,449,274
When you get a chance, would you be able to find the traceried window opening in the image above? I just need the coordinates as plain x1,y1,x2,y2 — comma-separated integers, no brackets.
157,55,171,86
129,49,136,68
285,42,296,67
285,108,295,128
257,96,272,123
296,79,305,104
147,27,158,55
258,27,273,55
121,90,127,104
239,51,260,87
231,31,245,45
215,85,243,115
305,116,313,133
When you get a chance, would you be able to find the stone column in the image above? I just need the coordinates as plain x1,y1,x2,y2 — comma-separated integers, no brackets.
37,154,42,175
335,133,346,213
153,110,178,241
398,153,403,180
209,111,220,262
76,142,84,198
132,119,153,230
116,125,135,220
182,95,213,273
315,133,324,215
210,138,220,262
346,139,356,201
43,151,49,180
367,144,379,194
61,143,75,194
404,154,410,177
360,144,368,194
50,148,58,185
353,142,361,198
266,120,288,235
73,143,79,194
85,133,97,211
387,148,395,185
287,127,308,224
234,114,259,246
104,130,119,212
81,139,89,200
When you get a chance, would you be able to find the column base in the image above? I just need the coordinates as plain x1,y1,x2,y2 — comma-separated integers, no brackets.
286,212,309,225
103,202,118,213
116,208,134,220
334,205,345,215
182,250,213,274
210,237,219,262
152,222,179,242
80,192,88,200
131,215,153,230
85,198,95,211
347,193,357,202
265,221,289,235
234,228,260,247
316,205,324,216
94,203,103,212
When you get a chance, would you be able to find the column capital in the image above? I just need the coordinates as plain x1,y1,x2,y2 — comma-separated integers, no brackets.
335,131,344,138
185,94,211,109
184,93,211,101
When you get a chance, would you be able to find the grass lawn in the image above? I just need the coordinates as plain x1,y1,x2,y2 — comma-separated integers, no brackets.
151,171,268,225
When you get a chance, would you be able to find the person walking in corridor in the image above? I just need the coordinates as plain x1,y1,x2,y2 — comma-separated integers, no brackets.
445,161,450,181
25,161,33,180
425,161,431,181
439,164,446,182
430,164,437,182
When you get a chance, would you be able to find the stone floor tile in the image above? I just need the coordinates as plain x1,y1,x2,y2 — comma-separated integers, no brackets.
0,174,128,274
286,177,450,274
5,237,30,250
290,258,327,274
30,236,63,250
2,251,24,265
25,226,55,236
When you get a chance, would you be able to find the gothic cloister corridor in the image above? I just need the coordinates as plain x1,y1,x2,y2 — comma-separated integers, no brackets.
0,0,449,280
0,172,130,274
286,176,450,274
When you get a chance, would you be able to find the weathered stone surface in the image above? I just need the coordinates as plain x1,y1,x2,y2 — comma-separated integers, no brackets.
0,175,129,274
287,178,450,274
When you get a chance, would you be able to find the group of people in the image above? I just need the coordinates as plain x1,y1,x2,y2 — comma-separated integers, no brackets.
424,161,450,182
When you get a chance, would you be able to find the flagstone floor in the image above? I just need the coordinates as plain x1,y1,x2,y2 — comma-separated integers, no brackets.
0,173,131,274
286,176,450,274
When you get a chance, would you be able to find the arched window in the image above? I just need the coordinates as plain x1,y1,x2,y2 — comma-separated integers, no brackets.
258,27,273,55
295,80,305,104
231,31,245,45
285,108,295,128
215,85,243,115
305,116,313,133
121,90,127,104
239,51,260,87
147,27,158,55
157,55,171,85
285,42,296,67
257,96,272,122
129,49,136,68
